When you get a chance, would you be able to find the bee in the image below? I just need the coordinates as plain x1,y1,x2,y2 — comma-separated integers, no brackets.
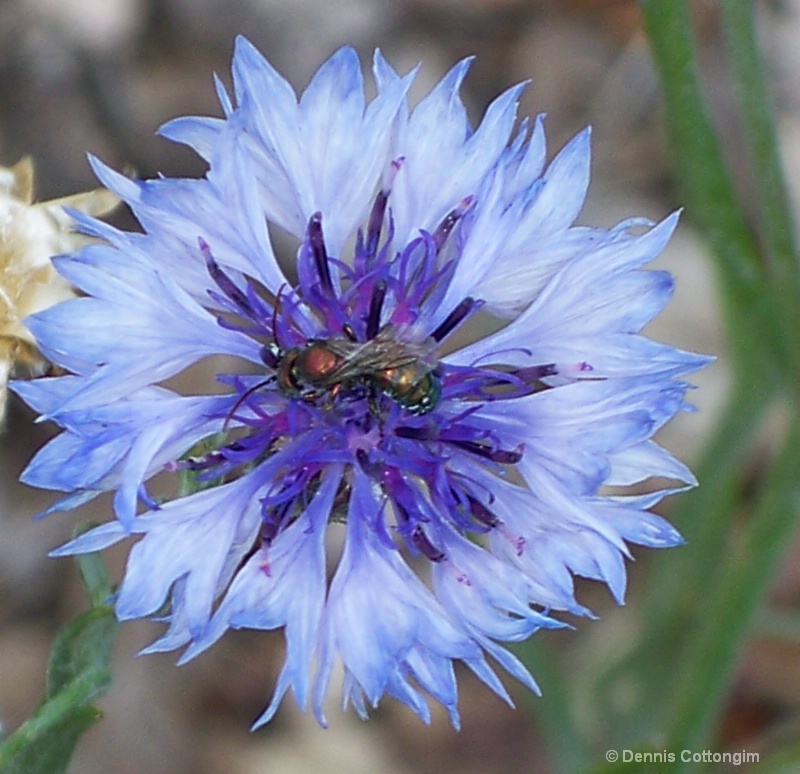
275,326,442,415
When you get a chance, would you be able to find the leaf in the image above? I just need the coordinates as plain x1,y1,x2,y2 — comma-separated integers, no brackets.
0,548,118,774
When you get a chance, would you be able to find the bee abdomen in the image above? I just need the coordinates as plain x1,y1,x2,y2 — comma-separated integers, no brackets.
375,368,441,415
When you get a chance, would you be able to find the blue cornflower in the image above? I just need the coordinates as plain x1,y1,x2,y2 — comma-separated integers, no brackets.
13,38,709,728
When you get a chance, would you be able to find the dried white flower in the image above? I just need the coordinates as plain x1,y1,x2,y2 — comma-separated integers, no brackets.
0,156,117,420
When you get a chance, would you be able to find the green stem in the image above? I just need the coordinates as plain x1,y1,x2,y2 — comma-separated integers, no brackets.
617,3,800,757
719,0,800,385
641,0,787,381
753,607,800,643
664,420,800,768
720,0,799,274
592,378,774,748
0,669,108,768
515,639,590,774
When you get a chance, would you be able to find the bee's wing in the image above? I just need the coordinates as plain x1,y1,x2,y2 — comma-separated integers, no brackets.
322,332,429,381
370,324,439,364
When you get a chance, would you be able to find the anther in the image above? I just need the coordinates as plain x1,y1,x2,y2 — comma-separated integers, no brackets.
452,439,523,464
468,496,500,528
308,213,334,297
432,195,474,253
431,297,476,342
356,448,371,471
365,190,389,263
366,280,387,340
412,526,446,562
394,425,434,441
200,238,254,316
516,363,559,381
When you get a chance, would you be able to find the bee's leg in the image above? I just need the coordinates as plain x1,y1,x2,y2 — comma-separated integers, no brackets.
367,384,383,417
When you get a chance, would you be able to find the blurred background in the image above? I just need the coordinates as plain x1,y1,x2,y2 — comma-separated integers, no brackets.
1,0,796,771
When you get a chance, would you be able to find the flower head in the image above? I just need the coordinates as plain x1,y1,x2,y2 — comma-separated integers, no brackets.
13,38,710,728
0,157,118,420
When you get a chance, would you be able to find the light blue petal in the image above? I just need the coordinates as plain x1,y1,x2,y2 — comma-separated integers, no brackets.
50,521,129,556
157,116,225,161
115,473,263,634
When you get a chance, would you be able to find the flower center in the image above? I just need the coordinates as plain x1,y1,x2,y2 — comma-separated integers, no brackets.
172,182,592,564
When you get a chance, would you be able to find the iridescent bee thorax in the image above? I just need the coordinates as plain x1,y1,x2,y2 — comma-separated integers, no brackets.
276,342,342,397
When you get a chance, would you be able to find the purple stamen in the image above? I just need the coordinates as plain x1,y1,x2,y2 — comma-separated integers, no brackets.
468,496,500,528
308,212,334,298
365,190,389,264
260,500,291,545
200,238,255,317
170,450,226,472
431,297,476,343
515,363,559,381
356,448,378,475
411,526,445,562
452,439,524,464
137,484,160,511
366,280,387,340
362,158,402,265
432,195,474,253
222,377,280,431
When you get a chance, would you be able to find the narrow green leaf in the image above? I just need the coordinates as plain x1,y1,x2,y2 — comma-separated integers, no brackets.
0,670,108,774
46,606,117,699
641,0,790,381
513,639,589,774
595,1,800,758
664,420,800,766
75,550,113,609
592,378,773,747
719,0,800,300
0,708,99,774
0,548,118,774
717,0,800,397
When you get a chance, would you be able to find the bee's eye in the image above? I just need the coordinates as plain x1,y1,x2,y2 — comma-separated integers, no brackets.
261,344,281,369
277,350,302,394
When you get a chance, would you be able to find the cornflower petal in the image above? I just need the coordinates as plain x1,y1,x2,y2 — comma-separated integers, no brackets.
439,127,593,319
158,116,225,161
229,38,413,258
388,68,526,255
184,465,343,722
317,469,484,727
116,472,264,634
